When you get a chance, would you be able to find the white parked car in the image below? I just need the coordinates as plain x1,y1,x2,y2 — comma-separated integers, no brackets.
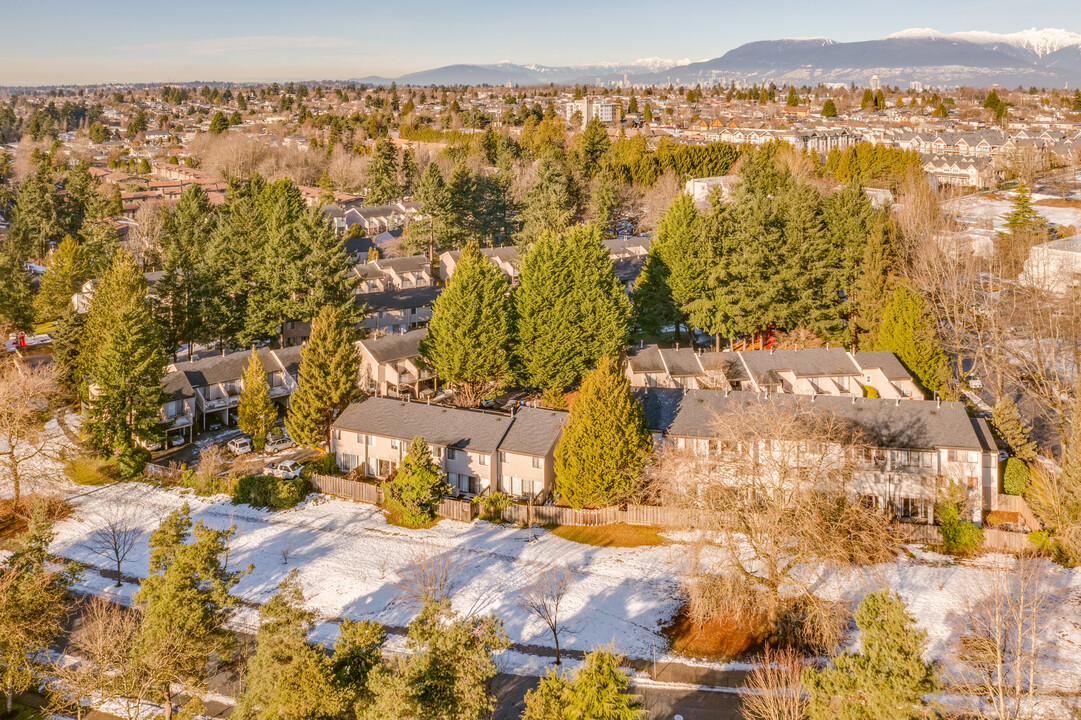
265,432,294,451
228,437,253,456
263,460,303,480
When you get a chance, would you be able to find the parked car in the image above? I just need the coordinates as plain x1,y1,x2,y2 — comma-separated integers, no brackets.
207,419,223,432
265,432,294,451
968,377,983,390
263,460,303,480
168,435,186,448
228,437,253,456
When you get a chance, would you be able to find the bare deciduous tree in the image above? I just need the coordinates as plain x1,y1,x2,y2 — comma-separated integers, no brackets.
517,565,575,664
739,646,808,720
84,506,140,587
0,361,62,513
957,552,1056,720
392,544,461,609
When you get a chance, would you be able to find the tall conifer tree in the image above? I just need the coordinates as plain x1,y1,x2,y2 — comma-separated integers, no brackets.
238,350,277,449
285,305,358,448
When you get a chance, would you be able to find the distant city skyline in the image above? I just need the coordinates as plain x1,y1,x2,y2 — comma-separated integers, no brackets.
1,0,1078,85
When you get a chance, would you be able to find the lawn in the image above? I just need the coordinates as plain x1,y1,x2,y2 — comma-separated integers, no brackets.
548,522,666,547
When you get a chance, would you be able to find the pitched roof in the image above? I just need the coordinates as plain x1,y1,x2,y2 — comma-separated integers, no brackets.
500,407,567,457
635,388,982,450
357,286,441,313
738,348,860,384
333,397,514,453
853,351,912,381
359,327,427,364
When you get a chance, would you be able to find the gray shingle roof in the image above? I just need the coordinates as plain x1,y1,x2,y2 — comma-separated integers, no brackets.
635,388,982,451
611,256,645,284
853,351,913,381
165,347,296,389
500,407,567,457
738,348,860,384
626,345,665,374
660,347,703,377
334,397,514,453
359,328,427,364
357,286,441,313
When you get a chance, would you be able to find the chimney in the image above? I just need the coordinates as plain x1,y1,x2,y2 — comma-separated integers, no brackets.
811,393,816,402
852,395,856,404
770,347,774,355
937,398,942,410
895,398,901,406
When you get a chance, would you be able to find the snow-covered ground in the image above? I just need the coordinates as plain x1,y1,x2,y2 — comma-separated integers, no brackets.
46,481,1081,692
946,190,1081,233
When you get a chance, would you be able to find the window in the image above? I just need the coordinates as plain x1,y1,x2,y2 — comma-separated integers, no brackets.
947,449,959,462
899,497,924,519
532,457,542,469
447,472,458,486
501,475,512,493
390,438,399,450
498,451,507,463
447,448,457,460
331,428,341,441
921,452,933,468
366,434,375,446
479,454,488,466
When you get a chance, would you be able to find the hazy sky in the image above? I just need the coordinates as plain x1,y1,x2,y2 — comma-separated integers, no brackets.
1,0,1078,85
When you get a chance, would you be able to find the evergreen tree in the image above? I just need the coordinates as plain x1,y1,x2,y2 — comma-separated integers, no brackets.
134,505,250,720
156,184,213,358
238,350,277,449
991,396,1038,463
642,104,652,123
653,193,707,338
997,181,1047,277
630,251,679,337
514,226,630,391
554,357,650,508
803,590,937,720
333,619,387,715
850,216,896,349
875,284,952,396
400,148,419,196
413,162,450,257
576,117,611,179
420,242,512,406
443,163,478,248
0,244,33,330
203,193,260,348
7,160,61,261
383,436,449,525
208,111,228,135
517,152,576,248
234,571,344,720
367,602,508,720
285,304,358,448
84,301,167,471
298,206,359,323
365,139,399,205
861,89,874,110
822,98,838,117
35,235,89,320
245,194,307,343
52,306,86,394
522,650,643,720
0,509,74,715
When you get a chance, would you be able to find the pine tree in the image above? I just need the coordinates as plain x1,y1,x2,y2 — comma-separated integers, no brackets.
203,194,260,348
245,195,307,343
0,244,33,331
365,139,399,205
52,306,86,394
514,226,630,391
79,251,149,396
35,235,90,320
822,98,838,117
997,181,1047,277
134,505,250,720
84,301,167,470
400,148,419,196
383,436,449,525
209,111,228,135
554,357,651,508
413,163,450,257
630,251,679,337
298,206,359,323
420,242,512,406
991,396,1038,463
522,650,643,720
234,571,344,720
653,193,707,338
284,304,358,448
875,284,952,396
576,117,611,179
443,163,479,248
238,350,277,449
156,184,213,357
850,216,896,349
803,590,937,720
7,160,61,261
0,509,73,715
517,152,576,248
861,89,874,110
332,619,387,715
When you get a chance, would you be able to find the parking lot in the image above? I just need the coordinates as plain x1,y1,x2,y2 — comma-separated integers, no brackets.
151,424,319,473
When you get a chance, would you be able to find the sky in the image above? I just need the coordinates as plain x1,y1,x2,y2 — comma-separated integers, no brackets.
1,0,1079,85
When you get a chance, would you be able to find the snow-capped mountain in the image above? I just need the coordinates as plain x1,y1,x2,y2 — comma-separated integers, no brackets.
888,28,1081,57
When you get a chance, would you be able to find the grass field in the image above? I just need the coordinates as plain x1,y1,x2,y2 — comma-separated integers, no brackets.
548,522,666,547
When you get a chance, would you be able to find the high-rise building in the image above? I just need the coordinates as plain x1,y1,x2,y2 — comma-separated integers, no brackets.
870,75,881,91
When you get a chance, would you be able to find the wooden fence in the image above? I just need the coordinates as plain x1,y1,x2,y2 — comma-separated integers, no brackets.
903,523,1033,553
995,493,1041,532
499,503,705,528
310,473,476,522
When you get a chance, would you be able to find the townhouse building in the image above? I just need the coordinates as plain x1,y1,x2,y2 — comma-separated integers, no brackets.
356,327,434,397
159,346,302,439
625,346,923,400
351,255,439,334
330,398,566,499
636,388,1001,524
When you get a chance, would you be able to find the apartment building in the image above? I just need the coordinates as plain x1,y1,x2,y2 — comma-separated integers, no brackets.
636,388,1001,523
565,97,620,124
625,346,923,400
356,327,434,397
330,398,566,499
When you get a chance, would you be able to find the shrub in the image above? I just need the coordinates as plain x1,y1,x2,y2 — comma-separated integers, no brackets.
862,384,880,398
1028,530,1050,551
1003,458,1030,495
383,437,449,526
473,491,512,521
232,474,309,510
117,447,150,478
303,453,341,479
983,510,1015,528
941,520,984,555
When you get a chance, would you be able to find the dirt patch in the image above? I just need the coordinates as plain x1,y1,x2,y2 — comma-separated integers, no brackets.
1035,198,1081,209
661,601,770,660
0,494,72,545
548,523,666,548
